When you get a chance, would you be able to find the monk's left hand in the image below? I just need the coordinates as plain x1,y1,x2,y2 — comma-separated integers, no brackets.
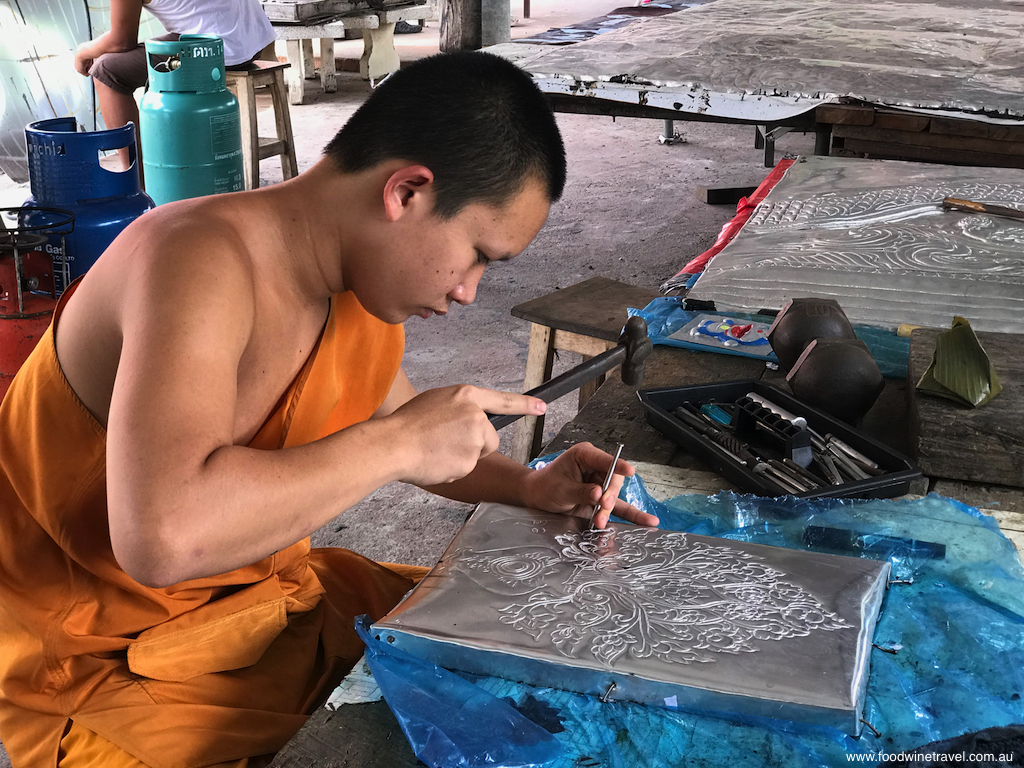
523,442,659,529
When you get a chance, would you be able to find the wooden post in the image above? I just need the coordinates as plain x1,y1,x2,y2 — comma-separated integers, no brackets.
440,0,481,51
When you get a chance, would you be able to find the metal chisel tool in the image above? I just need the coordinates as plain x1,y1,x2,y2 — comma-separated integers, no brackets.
589,443,624,529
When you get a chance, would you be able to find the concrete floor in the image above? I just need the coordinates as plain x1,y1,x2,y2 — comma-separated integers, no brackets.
0,1,817,762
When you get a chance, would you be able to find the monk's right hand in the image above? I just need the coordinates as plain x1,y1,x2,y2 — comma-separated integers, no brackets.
386,385,545,486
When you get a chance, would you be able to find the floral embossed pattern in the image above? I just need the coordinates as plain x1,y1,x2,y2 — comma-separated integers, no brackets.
460,527,851,668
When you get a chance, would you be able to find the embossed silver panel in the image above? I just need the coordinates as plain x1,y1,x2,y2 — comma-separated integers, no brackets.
373,503,889,736
687,156,1024,333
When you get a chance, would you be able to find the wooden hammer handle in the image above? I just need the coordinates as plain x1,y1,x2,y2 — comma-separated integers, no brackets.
942,197,1024,221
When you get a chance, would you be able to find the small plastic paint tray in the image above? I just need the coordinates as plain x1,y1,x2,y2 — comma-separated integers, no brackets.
638,379,922,500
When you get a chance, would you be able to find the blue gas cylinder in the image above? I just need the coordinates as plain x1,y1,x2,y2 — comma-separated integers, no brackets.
25,118,155,293
140,34,245,206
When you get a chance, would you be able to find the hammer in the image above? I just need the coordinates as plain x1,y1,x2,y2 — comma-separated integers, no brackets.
488,316,653,430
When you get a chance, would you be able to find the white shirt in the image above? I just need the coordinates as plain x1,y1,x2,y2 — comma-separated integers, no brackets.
143,0,275,66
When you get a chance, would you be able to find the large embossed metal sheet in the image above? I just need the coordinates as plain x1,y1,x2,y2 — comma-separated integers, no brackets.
373,503,890,736
686,155,1024,333
497,0,1024,121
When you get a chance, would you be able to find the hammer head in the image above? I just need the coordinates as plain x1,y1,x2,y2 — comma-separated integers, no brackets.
618,315,652,388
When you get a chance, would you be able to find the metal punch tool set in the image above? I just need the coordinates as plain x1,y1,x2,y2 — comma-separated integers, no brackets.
638,380,921,500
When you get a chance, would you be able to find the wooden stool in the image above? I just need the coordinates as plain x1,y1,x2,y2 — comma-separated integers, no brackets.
225,61,298,190
509,277,660,464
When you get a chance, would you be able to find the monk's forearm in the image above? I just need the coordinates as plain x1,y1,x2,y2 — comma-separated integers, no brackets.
421,451,538,509
108,418,409,588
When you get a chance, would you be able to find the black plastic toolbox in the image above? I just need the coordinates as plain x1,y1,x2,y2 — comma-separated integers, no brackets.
638,379,922,500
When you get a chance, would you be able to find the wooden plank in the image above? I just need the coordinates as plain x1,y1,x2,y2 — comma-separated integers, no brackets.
929,116,1024,144
257,137,287,158
511,323,554,464
273,18,376,36
695,184,758,205
550,329,613,358
227,75,259,191
872,111,930,133
815,104,875,126
833,125,1024,158
270,68,299,181
270,702,423,766
510,276,660,343
835,139,1024,170
577,364,606,412
909,328,1024,488
378,5,431,22
264,0,358,23
263,0,420,23
631,459,741,498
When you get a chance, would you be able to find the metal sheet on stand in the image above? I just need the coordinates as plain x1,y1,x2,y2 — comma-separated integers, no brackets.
373,503,889,736
497,0,1024,122
687,155,1024,333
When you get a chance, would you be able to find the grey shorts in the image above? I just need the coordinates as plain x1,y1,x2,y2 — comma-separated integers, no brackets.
90,33,257,94
89,33,180,95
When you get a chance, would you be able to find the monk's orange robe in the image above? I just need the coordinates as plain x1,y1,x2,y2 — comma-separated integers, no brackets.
0,284,419,767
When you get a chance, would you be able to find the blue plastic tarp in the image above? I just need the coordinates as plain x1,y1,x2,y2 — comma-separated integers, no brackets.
365,463,1024,767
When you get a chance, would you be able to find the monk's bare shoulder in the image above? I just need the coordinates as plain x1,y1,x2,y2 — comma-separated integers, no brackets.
107,196,258,289
57,195,266,424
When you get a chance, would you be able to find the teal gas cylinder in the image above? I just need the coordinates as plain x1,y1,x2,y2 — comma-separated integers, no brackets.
140,35,244,206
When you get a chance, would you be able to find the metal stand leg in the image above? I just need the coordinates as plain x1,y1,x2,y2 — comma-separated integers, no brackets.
659,120,684,145
757,125,793,167
814,123,832,156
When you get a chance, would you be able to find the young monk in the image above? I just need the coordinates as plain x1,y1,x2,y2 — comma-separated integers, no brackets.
0,51,658,767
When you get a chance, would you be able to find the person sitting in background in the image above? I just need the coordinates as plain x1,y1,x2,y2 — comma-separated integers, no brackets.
74,0,274,176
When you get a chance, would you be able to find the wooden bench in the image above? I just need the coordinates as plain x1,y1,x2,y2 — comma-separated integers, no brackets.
269,3,431,104
508,277,660,464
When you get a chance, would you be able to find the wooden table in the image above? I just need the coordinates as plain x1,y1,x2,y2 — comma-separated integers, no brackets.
508,276,660,464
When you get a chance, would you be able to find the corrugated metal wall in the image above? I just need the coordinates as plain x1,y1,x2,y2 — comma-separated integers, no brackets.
0,0,162,182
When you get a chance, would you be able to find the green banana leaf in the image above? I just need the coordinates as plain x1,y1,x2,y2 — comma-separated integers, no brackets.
916,317,1001,407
